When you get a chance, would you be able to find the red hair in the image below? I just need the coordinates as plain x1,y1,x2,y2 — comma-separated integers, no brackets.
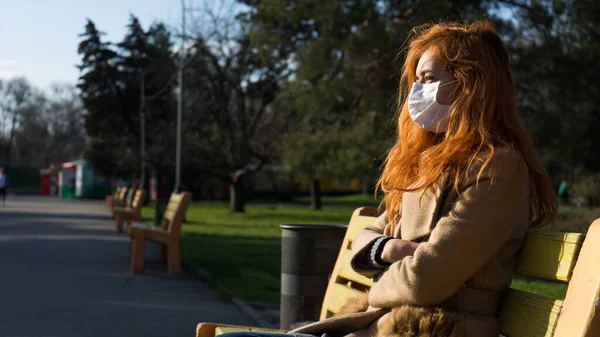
377,20,556,230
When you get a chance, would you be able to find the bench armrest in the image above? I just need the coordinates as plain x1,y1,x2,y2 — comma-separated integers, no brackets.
196,323,288,337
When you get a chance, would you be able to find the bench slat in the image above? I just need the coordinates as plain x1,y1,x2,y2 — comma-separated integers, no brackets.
346,215,378,243
164,209,176,219
515,230,584,283
214,326,286,336
326,283,365,315
165,202,179,212
499,289,562,337
337,248,373,287
215,327,252,336
131,191,143,207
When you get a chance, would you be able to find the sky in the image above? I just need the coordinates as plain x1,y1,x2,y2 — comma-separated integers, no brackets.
0,0,204,91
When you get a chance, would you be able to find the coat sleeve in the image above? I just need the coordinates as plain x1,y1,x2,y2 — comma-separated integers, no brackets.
368,152,530,308
349,211,391,278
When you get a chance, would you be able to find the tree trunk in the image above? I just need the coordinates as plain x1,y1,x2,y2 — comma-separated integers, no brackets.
310,179,322,210
229,175,246,213
361,176,372,195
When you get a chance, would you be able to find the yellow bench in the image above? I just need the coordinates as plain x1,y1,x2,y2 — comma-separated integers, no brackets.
196,207,600,337
129,191,191,275
106,187,127,213
113,189,145,232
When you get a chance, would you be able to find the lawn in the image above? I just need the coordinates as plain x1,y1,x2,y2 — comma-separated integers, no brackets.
293,194,382,206
142,198,583,304
510,275,567,300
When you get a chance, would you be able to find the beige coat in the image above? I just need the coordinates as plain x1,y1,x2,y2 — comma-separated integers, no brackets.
291,147,530,337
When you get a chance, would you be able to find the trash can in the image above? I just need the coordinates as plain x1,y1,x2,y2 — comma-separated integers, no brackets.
279,224,348,330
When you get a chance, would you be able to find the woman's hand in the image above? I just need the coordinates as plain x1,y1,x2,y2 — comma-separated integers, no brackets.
380,239,420,264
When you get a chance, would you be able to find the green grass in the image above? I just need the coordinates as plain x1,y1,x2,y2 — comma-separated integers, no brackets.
293,193,382,206
141,200,585,304
556,205,591,220
510,275,568,300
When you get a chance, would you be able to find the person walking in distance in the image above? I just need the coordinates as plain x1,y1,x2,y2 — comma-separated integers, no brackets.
0,167,7,206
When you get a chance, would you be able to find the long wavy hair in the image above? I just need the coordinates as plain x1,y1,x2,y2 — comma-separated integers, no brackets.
377,20,556,230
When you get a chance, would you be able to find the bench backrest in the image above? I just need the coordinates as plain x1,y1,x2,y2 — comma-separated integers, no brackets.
113,187,123,198
319,207,600,337
130,189,145,210
320,207,380,319
125,187,136,206
117,187,128,202
539,221,600,337
161,192,192,235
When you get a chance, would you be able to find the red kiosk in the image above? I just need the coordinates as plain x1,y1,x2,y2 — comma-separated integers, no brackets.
40,165,59,197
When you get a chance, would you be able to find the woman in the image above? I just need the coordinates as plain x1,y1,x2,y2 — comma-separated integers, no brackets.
221,20,556,337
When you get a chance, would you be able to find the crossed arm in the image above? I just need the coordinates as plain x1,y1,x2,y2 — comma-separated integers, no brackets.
353,210,420,271
381,238,420,264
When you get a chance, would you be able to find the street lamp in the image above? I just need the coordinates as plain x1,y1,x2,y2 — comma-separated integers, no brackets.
175,0,203,193
140,70,146,191
175,0,186,193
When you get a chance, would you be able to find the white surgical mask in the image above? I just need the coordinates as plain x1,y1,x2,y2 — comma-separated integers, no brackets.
408,81,456,133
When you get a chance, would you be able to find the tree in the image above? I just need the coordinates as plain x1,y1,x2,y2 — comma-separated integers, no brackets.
280,130,341,210
11,89,48,167
78,18,177,184
116,16,178,189
181,1,290,212
496,0,600,184
7,84,86,168
0,77,33,166
43,84,87,165
77,19,129,176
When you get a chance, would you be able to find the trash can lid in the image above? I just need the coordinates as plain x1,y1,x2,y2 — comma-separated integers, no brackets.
280,224,348,230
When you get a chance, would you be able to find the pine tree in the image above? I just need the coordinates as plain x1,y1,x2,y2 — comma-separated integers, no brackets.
78,17,177,183
77,19,131,177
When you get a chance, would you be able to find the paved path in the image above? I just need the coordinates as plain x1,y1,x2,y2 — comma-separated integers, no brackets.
0,196,252,337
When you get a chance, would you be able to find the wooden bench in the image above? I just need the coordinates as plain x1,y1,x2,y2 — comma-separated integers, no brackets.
106,187,123,205
123,187,136,207
128,191,191,275
196,207,600,337
113,189,145,232
106,187,127,213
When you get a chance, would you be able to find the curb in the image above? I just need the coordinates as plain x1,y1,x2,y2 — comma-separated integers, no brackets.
232,297,274,328
187,262,235,299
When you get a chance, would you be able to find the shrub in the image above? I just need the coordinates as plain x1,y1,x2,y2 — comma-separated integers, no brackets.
573,173,600,208
551,208,600,234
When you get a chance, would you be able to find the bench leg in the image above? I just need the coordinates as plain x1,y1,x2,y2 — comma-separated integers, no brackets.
130,237,145,274
115,213,124,233
106,197,113,212
160,243,167,263
167,242,181,275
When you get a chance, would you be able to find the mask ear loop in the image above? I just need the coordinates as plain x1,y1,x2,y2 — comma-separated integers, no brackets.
438,80,458,88
436,79,459,133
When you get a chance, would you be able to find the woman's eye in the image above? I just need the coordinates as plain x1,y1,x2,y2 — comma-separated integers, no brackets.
425,76,435,81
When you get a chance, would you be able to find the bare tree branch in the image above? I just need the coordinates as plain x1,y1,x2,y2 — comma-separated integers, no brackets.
401,0,424,18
